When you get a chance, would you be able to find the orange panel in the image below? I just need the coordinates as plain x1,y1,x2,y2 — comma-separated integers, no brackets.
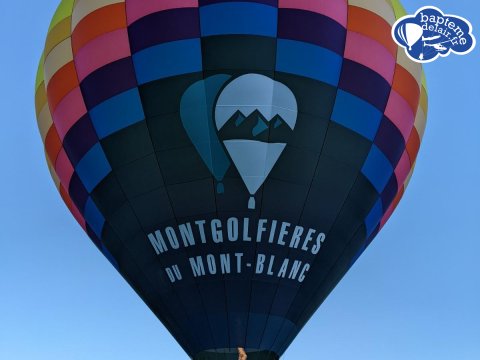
392,65,420,113
72,3,127,54
347,6,397,57
406,128,421,164
60,184,73,209
45,126,63,164
46,61,79,112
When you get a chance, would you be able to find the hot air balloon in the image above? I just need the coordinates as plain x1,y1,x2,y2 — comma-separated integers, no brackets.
35,1,428,359
397,22,424,50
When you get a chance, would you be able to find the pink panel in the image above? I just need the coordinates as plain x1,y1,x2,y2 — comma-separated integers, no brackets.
279,0,347,27
385,90,415,141
344,31,396,84
74,29,131,81
52,87,87,140
394,151,411,187
55,149,74,188
126,0,198,25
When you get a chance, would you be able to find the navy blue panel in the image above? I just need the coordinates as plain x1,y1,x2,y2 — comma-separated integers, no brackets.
339,59,391,111
361,145,394,193
276,39,343,87
278,9,347,55
374,117,406,166
80,57,137,110
84,197,105,237
365,199,383,237
199,0,277,6
332,90,383,141
62,114,98,166
128,8,200,53
133,39,203,85
90,88,145,139
381,174,398,210
200,3,277,37
69,172,89,212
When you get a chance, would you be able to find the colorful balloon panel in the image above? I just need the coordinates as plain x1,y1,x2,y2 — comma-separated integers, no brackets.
35,0,428,359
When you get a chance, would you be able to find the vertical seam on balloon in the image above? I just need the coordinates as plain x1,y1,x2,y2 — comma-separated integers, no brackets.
252,1,285,354
68,1,201,354
274,2,404,351
196,4,232,357
267,0,353,352
121,1,217,355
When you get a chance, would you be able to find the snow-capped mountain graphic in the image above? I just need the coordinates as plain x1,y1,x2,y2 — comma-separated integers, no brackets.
218,110,293,143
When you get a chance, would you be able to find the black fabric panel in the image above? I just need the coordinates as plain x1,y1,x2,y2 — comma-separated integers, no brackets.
90,173,127,218
101,121,154,168
202,36,277,71
139,74,203,118
115,154,166,199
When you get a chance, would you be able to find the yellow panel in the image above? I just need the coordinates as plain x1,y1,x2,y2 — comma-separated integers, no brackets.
389,0,407,19
348,0,396,25
419,86,428,116
421,70,428,91
35,55,45,92
403,162,416,189
45,17,72,57
44,38,74,86
72,0,125,29
48,0,75,31
35,81,47,116
38,105,54,142
414,106,427,140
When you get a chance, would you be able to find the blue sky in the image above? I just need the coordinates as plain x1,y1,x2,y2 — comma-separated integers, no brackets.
0,1,478,359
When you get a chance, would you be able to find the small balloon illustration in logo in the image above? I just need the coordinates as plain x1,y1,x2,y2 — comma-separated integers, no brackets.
392,6,476,63
180,75,233,194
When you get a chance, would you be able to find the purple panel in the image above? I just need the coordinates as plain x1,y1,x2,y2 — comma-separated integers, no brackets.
381,174,398,210
374,117,405,166
80,57,137,110
128,8,200,53
339,59,391,112
278,9,346,55
199,0,278,6
69,173,89,212
63,114,99,166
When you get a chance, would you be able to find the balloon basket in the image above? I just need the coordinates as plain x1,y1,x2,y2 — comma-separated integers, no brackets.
193,349,279,360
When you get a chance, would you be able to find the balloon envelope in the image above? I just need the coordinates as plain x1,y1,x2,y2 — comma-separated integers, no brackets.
35,1,428,359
